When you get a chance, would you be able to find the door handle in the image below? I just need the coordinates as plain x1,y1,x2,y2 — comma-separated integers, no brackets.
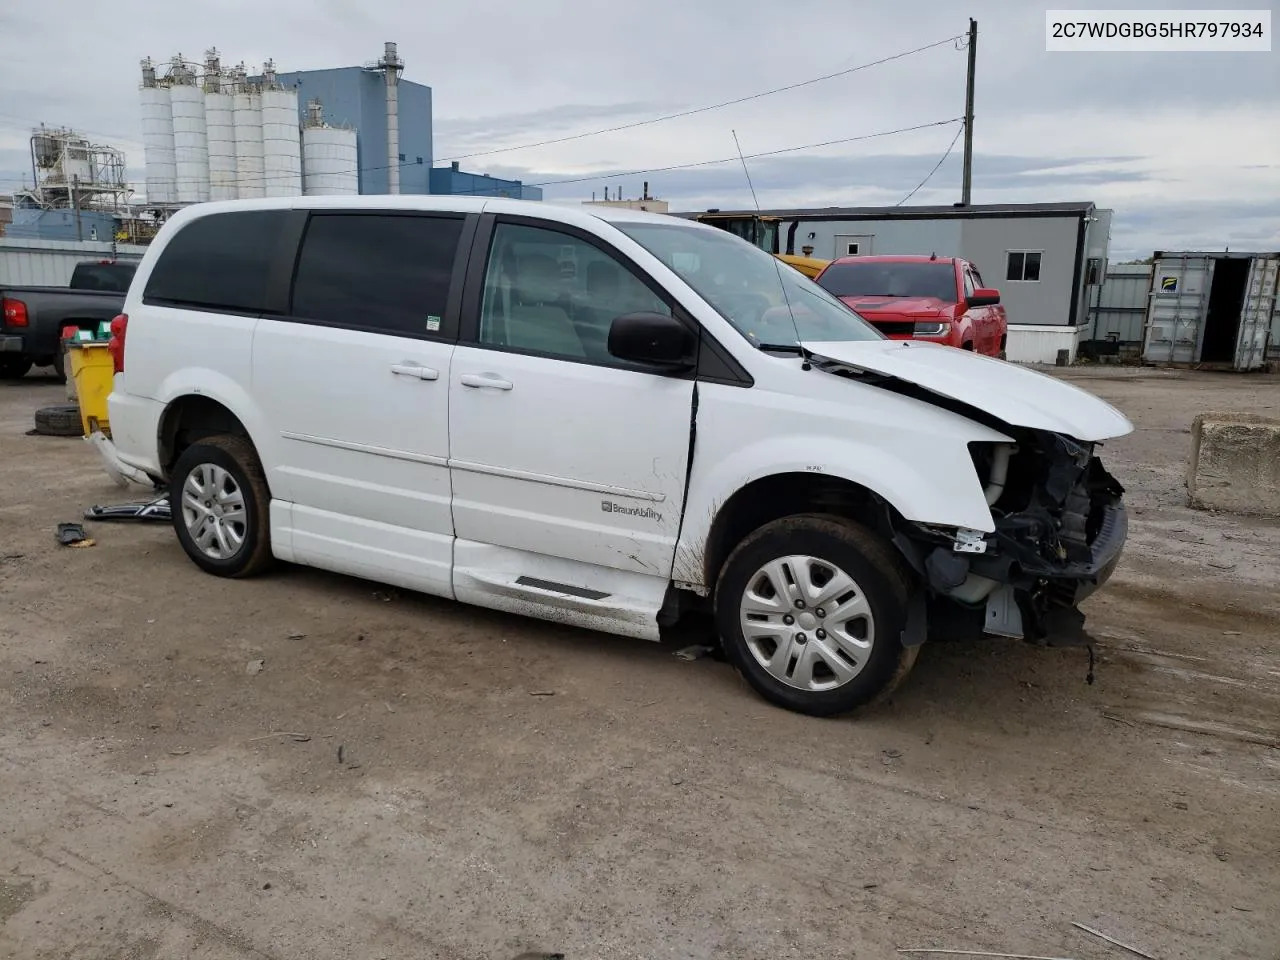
390,362,439,381
459,373,513,391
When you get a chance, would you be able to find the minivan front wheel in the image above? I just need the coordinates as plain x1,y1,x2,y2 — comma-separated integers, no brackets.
170,435,274,578
714,514,918,717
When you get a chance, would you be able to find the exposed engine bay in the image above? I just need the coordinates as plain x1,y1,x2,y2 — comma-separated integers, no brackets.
811,355,1129,648
899,429,1128,646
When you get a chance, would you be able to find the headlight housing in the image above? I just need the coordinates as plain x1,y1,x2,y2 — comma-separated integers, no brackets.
913,321,950,336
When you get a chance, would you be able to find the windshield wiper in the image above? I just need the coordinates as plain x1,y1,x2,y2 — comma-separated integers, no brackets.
756,342,806,354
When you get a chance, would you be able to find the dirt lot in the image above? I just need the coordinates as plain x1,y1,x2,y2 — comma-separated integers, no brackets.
1,366,1278,960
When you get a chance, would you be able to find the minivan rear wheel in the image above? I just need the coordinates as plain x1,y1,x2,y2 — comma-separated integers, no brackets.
170,435,274,578
714,514,918,717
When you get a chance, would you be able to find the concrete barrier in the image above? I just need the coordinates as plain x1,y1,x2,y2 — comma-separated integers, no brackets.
1187,412,1280,517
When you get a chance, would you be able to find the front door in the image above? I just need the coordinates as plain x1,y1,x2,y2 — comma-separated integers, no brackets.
253,210,470,598
1235,255,1279,371
448,216,696,609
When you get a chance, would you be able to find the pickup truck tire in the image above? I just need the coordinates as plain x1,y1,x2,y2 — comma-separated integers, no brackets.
170,435,275,579
33,403,82,436
714,514,917,717
52,347,66,382
0,357,32,379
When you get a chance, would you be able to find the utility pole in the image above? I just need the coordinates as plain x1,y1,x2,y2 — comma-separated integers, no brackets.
961,17,977,206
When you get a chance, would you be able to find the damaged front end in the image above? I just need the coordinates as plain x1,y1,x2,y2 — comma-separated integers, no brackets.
894,429,1128,648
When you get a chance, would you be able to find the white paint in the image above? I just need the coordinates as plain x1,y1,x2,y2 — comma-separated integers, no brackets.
139,86,177,205
169,83,209,204
261,88,302,198
204,91,238,202
1004,323,1086,364
301,126,358,196
109,195,1134,647
232,91,265,200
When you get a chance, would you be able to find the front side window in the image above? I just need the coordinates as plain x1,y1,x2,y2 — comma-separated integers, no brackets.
815,260,959,303
291,213,464,337
614,221,883,351
1006,250,1043,282
143,210,287,313
478,222,670,362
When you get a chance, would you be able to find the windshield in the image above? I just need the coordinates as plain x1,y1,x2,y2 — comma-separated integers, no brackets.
614,222,883,349
816,260,958,302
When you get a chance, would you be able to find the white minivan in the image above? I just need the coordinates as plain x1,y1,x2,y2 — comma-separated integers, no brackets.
106,196,1133,717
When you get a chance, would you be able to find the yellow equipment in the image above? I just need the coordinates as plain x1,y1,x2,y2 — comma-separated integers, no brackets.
67,340,114,437
692,213,830,279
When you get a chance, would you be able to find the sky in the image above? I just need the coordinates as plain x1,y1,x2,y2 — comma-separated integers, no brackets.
1,0,1277,260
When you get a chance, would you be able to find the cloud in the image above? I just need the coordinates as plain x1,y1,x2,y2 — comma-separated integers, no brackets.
0,0,1275,260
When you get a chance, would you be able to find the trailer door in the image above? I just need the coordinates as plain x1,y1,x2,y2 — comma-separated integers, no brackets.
1234,254,1279,371
1142,255,1212,364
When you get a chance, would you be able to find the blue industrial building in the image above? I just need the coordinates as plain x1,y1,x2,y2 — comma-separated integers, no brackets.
430,161,542,201
274,62,541,200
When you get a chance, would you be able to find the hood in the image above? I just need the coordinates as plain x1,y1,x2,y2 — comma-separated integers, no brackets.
801,339,1134,442
839,296,950,319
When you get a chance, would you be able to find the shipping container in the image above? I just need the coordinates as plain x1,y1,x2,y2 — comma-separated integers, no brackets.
1141,252,1279,370
0,237,148,287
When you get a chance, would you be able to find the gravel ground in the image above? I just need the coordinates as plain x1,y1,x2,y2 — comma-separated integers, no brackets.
1,365,1277,960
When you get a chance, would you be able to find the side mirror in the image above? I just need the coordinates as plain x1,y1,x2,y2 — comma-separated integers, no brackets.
607,312,697,370
968,287,1001,307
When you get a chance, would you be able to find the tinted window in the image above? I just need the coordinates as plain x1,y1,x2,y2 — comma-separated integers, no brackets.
815,261,958,302
1007,251,1042,282
478,222,669,362
70,262,136,292
291,213,463,337
144,210,285,313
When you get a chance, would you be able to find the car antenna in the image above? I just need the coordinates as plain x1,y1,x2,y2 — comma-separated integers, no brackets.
930,251,937,260
732,129,809,370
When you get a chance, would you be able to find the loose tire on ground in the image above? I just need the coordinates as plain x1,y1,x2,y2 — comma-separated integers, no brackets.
33,403,83,437
170,435,275,579
713,513,919,717
0,357,32,380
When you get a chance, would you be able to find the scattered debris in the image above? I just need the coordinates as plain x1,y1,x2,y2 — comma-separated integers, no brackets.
246,659,265,676
862,883,878,889
55,523,94,548
529,690,556,697
883,748,903,760
898,951,1079,960
1222,630,1242,636
337,744,346,764
83,494,171,523
670,776,684,786
1101,713,1136,727
1070,922,1157,960
1206,560,1236,570
262,882,272,890
384,702,396,713
287,631,307,640
168,749,190,756
675,644,715,661
248,732,309,743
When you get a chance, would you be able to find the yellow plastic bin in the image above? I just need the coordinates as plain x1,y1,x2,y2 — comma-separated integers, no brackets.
67,341,115,437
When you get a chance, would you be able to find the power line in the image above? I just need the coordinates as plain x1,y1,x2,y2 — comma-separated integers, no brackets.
895,122,965,206
437,33,965,163
526,118,964,187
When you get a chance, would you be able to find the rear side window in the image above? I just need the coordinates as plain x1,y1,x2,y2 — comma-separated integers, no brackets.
143,210,286,313
290,213,464,338
70,262,136,292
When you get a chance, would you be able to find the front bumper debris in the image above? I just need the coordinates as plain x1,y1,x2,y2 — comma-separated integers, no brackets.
895,430,1128,647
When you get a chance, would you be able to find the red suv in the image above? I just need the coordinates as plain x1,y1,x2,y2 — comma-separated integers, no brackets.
814,255,1007,357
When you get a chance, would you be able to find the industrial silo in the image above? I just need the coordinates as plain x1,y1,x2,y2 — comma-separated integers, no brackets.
230,63,265,199
139,58,177,205
203,49,237,202
260,60,302,197
301,99,358,196
169,56,210,204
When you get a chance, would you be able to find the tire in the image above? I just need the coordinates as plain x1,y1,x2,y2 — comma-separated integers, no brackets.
0,357,32,380
962,341,975,351
52,347,66,383
33,403,83,437
170,435,275,579
714,514,919,717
